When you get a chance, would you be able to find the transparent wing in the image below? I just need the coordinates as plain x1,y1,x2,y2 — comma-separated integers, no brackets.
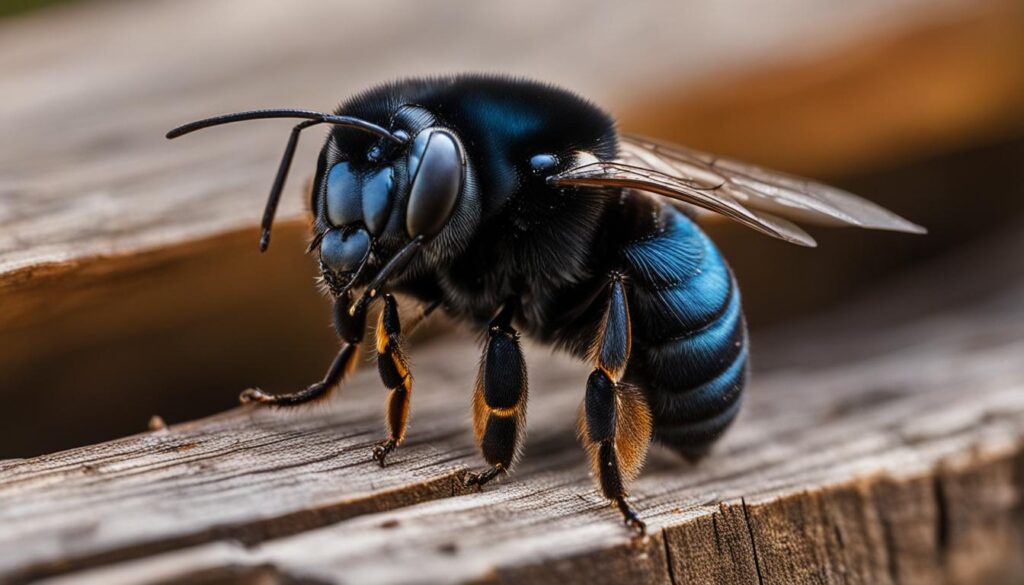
548,134,926,247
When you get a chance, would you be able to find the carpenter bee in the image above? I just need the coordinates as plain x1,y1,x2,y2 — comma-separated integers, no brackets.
167,75,924,533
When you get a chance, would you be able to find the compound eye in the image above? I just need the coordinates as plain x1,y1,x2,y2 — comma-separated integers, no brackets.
361,167,394,236
320,227,370,275
406,129,463,238
326,161,362,227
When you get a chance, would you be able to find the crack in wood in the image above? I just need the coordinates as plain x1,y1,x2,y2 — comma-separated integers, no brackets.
932,471,950,561
740,498,766,585
875,487,903,585
661,528,680,585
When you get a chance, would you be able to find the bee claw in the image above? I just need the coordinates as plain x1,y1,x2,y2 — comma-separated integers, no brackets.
372,439,397,467
626,516,647,537
615,496,647,537
239,388,271,404
464,464,504,489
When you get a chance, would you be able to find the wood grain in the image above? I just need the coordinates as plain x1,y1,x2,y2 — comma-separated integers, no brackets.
2,0,1017,292
4,0,1022,458
3,1,1024,583
3,225,1024,584
621,0,1024,177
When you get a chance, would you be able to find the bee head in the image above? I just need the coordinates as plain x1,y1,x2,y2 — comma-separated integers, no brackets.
165,104,477,299
315,106,475,296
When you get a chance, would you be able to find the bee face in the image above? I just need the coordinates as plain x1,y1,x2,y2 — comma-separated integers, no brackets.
316,118,467,295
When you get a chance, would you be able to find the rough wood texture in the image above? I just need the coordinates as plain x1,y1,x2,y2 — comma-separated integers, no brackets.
3,225,1023,584
3,1,1024,583
4,0,1024,460
3,0,1019,302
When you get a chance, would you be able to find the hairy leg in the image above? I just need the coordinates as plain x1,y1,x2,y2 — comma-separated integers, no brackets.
577,275,652,534
372,294,413,466
466,300,528,487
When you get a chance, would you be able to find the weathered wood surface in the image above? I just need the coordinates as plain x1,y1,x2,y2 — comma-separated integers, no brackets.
3,0,1020,302
4,0,1024,460
3,225,1023,585
3,1,1024,583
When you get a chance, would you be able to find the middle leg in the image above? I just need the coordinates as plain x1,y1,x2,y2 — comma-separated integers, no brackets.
466,300,529,487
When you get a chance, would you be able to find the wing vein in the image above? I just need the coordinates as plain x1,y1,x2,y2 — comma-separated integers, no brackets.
548,134,925,246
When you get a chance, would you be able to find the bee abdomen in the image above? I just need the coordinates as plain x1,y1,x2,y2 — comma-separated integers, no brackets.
621,206,749,460
643,322,748,460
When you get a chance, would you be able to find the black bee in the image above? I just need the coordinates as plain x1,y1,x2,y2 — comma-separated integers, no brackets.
167,75,923,533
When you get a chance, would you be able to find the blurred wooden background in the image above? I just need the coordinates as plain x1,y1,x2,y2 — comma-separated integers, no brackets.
1,0,1023,583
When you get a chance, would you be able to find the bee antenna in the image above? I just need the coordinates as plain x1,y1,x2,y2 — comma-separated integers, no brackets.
165,109,406,252
165,109,402,142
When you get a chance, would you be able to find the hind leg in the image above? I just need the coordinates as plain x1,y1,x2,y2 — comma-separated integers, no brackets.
578,275,652,534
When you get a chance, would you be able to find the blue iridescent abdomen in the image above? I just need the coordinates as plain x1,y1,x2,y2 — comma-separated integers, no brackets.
622,204,748,459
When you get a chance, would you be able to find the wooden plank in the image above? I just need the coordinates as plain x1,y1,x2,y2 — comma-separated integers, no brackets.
621,0,1024,176
25,323,1024,585
4,0,1022,459
0,334,503,580
3,1,1024,583
2,0,1016,296
6,227,1024,584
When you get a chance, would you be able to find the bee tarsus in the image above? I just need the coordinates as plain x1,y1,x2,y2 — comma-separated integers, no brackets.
616,497,647,537
464,464,505,489
372,439,398,467
238,340,359,407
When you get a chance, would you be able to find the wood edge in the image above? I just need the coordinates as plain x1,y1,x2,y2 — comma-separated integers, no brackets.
29,439,1024,585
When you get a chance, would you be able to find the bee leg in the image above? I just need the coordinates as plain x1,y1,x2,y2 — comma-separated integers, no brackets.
239,294,367,406
578,276,652,535
372,294,412,467
466,301,528,488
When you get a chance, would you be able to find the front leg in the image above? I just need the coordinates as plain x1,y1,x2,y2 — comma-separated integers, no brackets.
372,294,413,466
466,301,528,487
240,294,365,406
